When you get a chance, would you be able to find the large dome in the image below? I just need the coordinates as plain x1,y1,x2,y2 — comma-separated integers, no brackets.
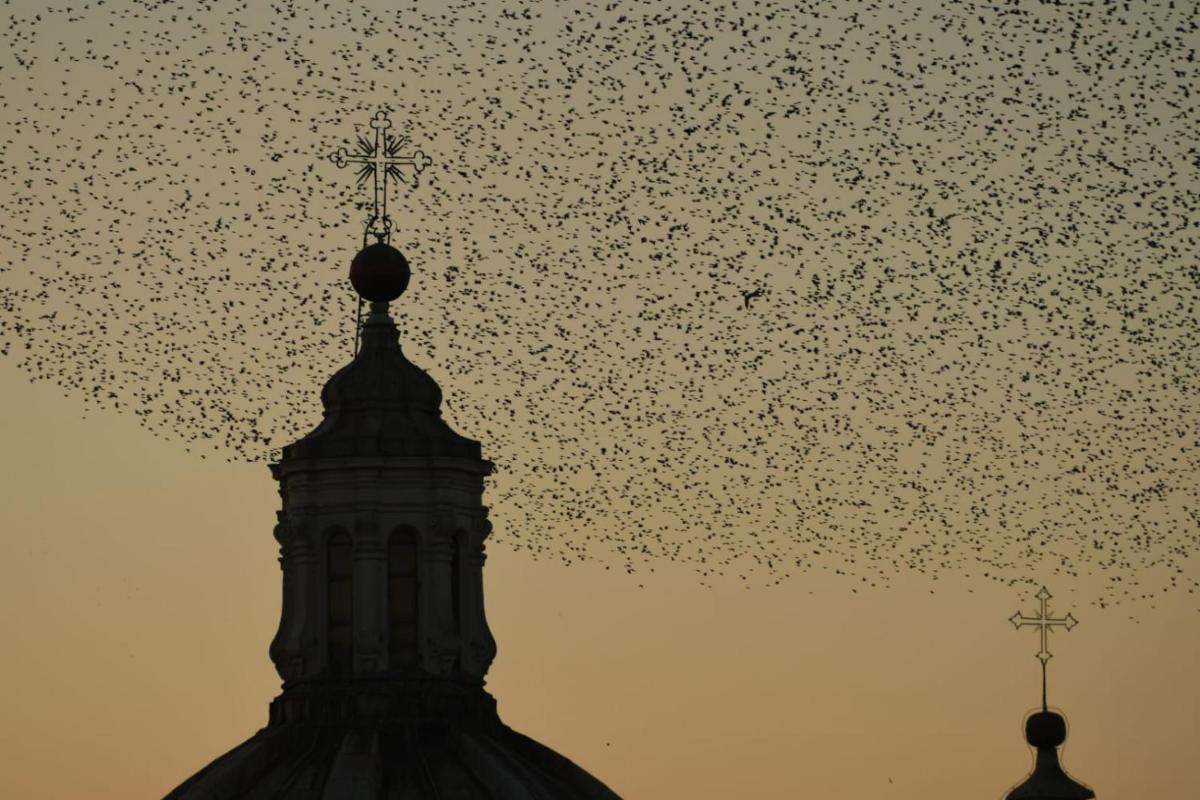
166,681,619,798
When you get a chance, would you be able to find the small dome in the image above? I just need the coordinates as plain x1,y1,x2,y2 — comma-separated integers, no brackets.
1007,708,1094,800
281,303,483,462
351,241,410,302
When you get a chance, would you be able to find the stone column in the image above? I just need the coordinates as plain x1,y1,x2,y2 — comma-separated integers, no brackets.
462,511,497,678
268,512,293,681
421,519,456,675
280,516,319,682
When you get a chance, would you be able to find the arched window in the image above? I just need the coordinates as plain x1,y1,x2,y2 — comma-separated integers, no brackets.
388,528,418,665
326,531,353,676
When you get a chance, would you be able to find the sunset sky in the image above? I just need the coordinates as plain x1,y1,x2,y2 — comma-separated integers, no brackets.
1,1,1197,797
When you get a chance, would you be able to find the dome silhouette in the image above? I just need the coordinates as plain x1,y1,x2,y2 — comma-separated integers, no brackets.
166,277,619,798
1005,708,1094,799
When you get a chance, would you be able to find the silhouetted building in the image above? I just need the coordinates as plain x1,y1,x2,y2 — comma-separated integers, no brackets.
166,240,619,798
1005,587,1094,799
1005,709,1094,799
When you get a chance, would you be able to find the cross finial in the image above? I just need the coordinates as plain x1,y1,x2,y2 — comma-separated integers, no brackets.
327,110,434,242
369,109,391,132
1010,586,1079,710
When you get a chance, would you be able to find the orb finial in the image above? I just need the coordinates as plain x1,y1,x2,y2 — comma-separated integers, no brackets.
325,110,435,317
349,237,410,302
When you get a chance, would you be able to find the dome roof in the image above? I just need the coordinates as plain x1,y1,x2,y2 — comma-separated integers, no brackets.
282,302,483,462
1006,709,1094,800
166,683,619,799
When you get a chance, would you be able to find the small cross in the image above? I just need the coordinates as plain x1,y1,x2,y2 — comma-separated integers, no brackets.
328,110,433,240
1011,586,1078,709
1011,586,1078,663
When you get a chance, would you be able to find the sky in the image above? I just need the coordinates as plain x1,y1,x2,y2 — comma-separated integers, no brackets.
0,0,1197,797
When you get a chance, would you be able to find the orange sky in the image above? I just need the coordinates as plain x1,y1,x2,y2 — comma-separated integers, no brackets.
2,355,1197,797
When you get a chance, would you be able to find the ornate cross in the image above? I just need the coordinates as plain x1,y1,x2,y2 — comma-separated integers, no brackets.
1010,586,1079,709
329,110,433,240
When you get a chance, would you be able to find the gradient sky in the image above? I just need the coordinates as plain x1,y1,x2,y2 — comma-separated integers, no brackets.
1,1,1197,797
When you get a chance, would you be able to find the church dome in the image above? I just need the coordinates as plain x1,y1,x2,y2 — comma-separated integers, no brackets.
1006,709,1094,800
166,683,618,799
170,115,618,799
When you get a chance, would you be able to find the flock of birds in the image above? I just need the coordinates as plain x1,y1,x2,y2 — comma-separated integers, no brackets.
1,0,1196,609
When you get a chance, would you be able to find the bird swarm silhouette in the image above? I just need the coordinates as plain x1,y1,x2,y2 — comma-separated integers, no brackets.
1,0,1196,608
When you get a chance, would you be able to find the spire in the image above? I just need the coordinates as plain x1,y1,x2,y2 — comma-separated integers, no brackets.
1005,587,1094,799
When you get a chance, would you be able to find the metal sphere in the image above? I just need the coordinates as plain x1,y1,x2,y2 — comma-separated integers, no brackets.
349,241,410,302
1025,710,1067,748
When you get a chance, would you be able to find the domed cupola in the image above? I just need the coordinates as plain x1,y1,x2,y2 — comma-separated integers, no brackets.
166,111,619,799
1007,709,1094,799
284,240,480,461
